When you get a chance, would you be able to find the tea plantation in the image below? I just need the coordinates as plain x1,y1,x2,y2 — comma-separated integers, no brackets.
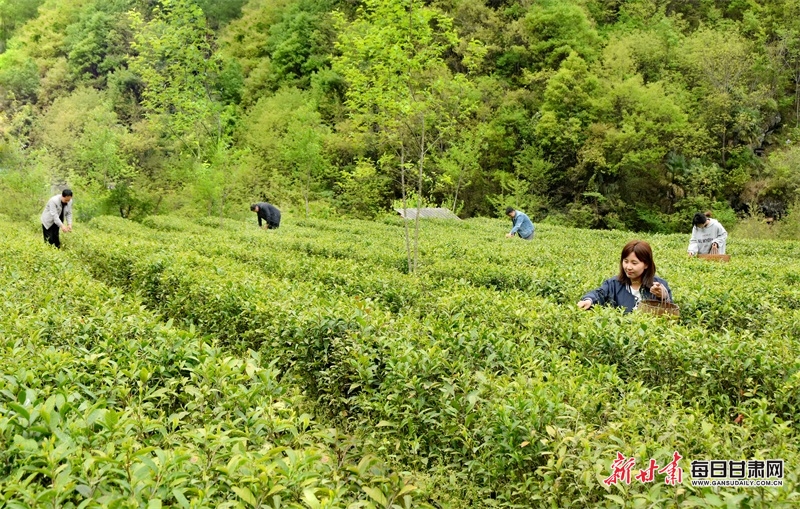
1,214,798,508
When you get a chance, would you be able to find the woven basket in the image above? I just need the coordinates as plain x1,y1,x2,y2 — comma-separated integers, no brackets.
637,299,680,318
697,254,731,262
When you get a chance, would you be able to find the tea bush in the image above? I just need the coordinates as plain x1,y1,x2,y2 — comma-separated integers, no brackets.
0,226,427,508
51,215,800,507
80,216,800,420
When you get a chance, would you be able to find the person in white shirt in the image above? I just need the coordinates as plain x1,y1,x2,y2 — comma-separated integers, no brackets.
41,189,74,249
687,211,727,256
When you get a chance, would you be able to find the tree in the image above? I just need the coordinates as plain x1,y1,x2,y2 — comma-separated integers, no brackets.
241,87,331,216
523,0,601,71
63,0,133,86
6,0,90,69
583,42,704,208
775,0,800,129
129,0,225,159
333,0,460,272
216,0,290,107
0,49,39,105
338,158,390,219
0,0,43,53
285,119,329,218
196,0,247,29
535,52,599,172
433,123,486,214
40,89,132,171
265,0,334,90
129,0,236,215
681,28,775,166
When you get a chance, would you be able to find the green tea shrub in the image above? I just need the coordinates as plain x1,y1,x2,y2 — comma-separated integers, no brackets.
59,217,800,507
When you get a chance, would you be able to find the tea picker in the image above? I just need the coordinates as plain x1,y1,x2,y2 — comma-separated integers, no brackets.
577,240,673,314
250,202,281,230
41,189,74,249
688,211,727,258
504,207,534,240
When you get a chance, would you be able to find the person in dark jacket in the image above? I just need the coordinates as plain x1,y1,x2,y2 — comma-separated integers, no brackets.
250,202,281,229
577,240,672,313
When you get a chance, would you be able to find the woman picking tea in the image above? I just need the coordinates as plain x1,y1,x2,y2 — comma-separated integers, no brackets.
687,211,727,256
577,240,672,313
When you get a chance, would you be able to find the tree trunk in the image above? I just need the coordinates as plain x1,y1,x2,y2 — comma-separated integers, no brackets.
400,145,412,274
220,187,227,228
414,115,425,273
452,165,464,213
668,167,675,214
721,128,727,166
795,76,799,128
305,167,311,219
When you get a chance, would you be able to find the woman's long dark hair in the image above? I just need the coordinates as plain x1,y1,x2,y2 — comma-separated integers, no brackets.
617,240,656,288
693,212,708,226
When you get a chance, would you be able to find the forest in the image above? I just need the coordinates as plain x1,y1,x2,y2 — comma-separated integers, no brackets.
1,0,800,232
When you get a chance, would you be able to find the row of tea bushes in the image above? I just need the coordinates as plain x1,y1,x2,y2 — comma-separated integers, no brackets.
0,225,426,508
89,215,425,314
66,219,799,507
87,216,800,422
136,214,800,336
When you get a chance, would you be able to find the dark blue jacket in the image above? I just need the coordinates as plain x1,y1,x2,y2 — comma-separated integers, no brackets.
255,202,281,227
582,276,673,314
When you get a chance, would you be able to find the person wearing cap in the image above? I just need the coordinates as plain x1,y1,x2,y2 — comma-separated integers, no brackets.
41,189,74,249
505,206,534,240
250,202,281,230
687,211,727,256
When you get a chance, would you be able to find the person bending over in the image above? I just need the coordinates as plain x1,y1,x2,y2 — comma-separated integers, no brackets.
250,202,281,230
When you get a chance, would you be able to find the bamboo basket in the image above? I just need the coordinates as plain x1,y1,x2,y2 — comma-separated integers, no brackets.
697,254,731,262
637,299,680,318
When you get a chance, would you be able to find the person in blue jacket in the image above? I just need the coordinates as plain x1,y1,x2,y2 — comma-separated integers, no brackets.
505,206,534,240
577,240,672,313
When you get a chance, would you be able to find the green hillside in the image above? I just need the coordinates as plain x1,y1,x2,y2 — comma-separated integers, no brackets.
1,0,800,231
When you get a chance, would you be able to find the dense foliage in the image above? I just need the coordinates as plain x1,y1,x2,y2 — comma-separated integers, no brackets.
0,219,426,508
2,213,794,506
1,0,800,231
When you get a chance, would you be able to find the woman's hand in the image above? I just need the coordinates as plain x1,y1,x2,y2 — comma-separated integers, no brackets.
651,282,667,300
577,299,592,310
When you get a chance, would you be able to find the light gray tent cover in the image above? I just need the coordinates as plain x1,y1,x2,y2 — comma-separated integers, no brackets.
395,207,461,220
